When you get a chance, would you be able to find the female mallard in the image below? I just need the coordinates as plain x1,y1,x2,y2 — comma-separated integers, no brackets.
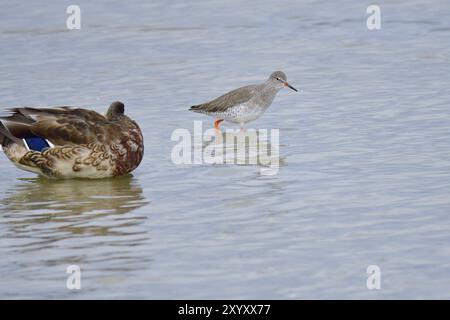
0,101,143,179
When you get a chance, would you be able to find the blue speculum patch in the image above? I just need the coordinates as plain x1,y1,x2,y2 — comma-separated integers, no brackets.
24,136,50,152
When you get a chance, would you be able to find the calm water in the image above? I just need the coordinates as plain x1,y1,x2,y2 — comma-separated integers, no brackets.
1,0,450,299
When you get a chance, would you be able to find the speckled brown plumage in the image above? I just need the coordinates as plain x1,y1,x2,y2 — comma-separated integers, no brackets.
0,101,144,179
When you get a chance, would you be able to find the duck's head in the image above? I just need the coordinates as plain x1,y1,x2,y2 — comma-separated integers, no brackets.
106,101,125,120
267,71,297,92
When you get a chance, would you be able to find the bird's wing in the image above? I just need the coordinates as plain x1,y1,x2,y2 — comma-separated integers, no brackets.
0,107,124,146
190,85,258,113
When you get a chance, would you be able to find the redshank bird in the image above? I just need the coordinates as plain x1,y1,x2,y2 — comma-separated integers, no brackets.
190,71,297,130
0,101,144,179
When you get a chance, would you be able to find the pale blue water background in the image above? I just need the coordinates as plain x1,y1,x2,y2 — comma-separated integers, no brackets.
1,0,450,299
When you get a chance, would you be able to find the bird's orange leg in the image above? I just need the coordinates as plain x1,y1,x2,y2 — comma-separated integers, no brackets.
214,119,224,130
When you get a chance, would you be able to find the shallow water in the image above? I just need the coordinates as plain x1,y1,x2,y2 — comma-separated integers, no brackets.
1,0,450,299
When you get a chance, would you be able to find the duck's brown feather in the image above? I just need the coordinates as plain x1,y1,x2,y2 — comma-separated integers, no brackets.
0,107,125,146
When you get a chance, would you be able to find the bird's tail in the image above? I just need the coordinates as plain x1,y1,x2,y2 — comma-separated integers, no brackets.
189,104,204,112
0,121,20,146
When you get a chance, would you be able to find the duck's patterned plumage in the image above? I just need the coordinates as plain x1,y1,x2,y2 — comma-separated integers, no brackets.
0,101,144,179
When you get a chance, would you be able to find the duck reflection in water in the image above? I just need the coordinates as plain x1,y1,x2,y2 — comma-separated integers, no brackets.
1,175,149,237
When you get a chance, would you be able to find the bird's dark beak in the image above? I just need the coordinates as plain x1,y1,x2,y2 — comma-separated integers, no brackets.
284,82,298,92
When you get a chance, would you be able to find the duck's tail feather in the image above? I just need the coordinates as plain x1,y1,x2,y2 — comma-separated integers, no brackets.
0,109,36,139
0,121,21,145
0,121,29,166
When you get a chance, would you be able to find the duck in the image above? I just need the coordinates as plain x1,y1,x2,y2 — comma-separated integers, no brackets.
0,101,144,179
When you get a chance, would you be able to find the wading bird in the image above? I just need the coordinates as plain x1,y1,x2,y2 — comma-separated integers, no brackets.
190,71,297,130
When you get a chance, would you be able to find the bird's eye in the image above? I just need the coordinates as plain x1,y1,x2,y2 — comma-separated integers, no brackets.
276,77,280,81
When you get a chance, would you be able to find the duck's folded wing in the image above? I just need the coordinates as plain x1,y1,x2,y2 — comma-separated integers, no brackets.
0,107,122,146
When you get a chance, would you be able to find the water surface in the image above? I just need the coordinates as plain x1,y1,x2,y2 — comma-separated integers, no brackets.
1,0,450,299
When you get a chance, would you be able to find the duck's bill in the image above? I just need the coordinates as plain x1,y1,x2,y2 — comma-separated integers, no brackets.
284,82,298,92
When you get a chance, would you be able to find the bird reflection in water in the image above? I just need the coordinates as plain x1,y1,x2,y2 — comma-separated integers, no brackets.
199,129,286,172
1,175,149,238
